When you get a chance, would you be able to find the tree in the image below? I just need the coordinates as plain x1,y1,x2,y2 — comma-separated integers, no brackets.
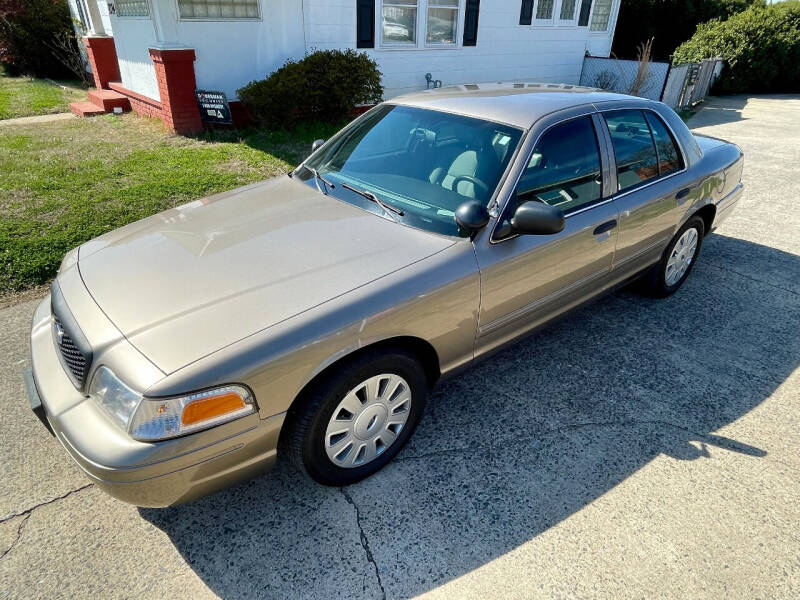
0,0,77,78
611,0,765,61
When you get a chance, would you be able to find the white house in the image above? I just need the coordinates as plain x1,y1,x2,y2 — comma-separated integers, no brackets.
69,0,621,133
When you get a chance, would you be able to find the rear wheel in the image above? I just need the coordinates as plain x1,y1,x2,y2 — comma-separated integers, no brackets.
284,349,427,486
642,216,705,297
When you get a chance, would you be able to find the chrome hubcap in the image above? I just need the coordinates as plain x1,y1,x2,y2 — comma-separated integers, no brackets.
665,228,698,286
325,374,412,468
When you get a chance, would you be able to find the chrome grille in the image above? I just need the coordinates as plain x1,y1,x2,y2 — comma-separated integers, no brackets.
53,315,89,385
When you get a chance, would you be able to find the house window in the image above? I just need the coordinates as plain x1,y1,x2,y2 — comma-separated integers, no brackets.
382,0,418,44
535,0,554,21
380,0,462,47
177,0,260,20
530,0,581,26
590,0,613,31
116,0,150,17
427,0,459,44
559,0,577,21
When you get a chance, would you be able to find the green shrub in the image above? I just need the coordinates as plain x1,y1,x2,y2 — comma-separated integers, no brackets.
238,49,383,127
674,1,800,94
613,0,764,61
0,0,76,79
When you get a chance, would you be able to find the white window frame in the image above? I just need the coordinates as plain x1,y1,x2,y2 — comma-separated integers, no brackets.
531,0,580,28
587,0,618,34
529,0,618,31
557,0,579,25
425,0,461,47
377,0,465,50
175,0,262,22
114,0,152,20
533,0,556,26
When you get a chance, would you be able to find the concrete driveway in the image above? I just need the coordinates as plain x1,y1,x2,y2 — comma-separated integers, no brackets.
2,95,799,599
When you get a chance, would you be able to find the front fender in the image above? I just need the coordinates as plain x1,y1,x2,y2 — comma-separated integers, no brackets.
144,242,480,418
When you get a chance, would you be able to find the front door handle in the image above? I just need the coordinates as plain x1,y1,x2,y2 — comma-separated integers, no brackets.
676,188,691,204
593,220,618,236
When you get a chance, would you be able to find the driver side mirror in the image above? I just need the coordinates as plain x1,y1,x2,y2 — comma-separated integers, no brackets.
311,139,325,153
511,201,565,235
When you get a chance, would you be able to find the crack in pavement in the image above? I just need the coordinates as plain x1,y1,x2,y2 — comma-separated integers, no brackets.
0,484,93,561
0,484,94,525
341,488,387,600
0,513,30,561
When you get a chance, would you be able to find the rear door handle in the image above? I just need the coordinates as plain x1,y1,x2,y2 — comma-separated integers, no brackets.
676,188,691,204
593,220,618,236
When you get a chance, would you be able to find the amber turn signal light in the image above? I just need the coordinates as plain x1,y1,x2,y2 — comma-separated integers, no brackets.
181,392,247,426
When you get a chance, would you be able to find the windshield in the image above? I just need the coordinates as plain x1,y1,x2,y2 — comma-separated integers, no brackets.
299,104,523,237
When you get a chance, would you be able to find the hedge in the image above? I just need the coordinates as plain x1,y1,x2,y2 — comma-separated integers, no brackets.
673,1,800,94
612,0,764,61
238,49,383,127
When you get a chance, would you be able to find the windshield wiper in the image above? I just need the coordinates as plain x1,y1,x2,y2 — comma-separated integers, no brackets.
341,182,405,220
306,166,335,195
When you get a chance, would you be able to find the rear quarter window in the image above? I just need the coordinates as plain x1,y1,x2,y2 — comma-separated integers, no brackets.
644,111,684,176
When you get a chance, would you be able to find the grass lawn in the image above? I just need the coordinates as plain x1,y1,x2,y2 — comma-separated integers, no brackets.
0,73,88,120
0,113,340,295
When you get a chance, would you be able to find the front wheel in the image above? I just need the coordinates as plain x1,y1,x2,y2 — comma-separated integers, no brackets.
642,216,705,297
283,349,427,486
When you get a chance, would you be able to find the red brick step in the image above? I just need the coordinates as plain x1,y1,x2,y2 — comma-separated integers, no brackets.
69,101,106,117
87,89,131,113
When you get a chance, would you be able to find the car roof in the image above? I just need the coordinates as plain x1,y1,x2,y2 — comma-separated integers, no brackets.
390,82,641,129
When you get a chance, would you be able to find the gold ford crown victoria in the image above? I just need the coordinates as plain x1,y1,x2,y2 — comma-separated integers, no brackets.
26,84,744,506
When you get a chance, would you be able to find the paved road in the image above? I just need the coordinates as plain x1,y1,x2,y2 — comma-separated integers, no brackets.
2,95,799,599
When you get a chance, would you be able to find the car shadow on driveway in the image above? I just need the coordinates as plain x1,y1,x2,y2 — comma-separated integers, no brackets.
140,233,799,600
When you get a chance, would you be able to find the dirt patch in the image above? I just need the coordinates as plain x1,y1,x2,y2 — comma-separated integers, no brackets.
0,283,49,311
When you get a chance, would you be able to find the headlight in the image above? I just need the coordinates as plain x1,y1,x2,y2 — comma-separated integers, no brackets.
88,366,256,441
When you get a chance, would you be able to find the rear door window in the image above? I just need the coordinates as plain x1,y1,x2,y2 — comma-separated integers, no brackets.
604,110,659,192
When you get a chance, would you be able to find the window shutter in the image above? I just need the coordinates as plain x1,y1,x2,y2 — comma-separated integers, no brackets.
463,0,480,47
578,0,592,26
356,0,375,48
519,0,534,25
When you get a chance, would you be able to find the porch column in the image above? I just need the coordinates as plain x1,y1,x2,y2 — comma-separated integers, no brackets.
86,0,106,36
149,49,203,134
150,0,183,49
83,37,120,90
146,0,203,134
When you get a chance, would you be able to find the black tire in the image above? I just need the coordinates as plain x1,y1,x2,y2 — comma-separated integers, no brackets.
282,348,428,486
642,216,705,297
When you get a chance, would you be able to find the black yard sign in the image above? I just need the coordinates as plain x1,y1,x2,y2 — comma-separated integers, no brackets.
195,90,232,125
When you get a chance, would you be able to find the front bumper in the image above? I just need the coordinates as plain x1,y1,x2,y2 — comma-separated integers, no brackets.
28,296,284,507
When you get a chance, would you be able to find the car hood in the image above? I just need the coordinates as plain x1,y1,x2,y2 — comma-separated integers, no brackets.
77,176,455,374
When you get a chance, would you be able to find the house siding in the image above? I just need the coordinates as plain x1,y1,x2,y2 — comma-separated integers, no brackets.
113,17,161,101
173,0,305,100
303,0,619,98
102,0,619,103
